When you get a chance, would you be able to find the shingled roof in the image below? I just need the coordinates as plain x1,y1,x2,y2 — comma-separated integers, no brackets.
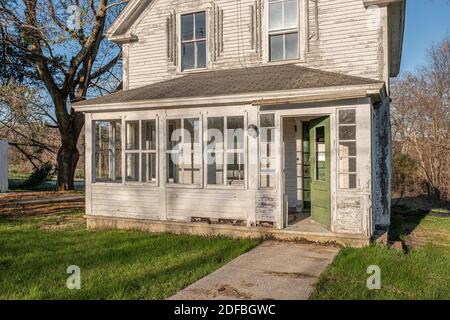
74,64,383,107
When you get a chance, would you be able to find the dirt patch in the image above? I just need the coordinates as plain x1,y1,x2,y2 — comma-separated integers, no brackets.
39,215,85,231
216,284,252,299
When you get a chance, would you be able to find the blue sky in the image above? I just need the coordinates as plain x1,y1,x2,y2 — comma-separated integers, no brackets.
400,0,450,73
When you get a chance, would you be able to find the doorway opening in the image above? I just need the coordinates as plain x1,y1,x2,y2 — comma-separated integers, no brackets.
283,116,331,229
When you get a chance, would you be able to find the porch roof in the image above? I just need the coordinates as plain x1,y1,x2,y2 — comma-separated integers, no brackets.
73,64,384,110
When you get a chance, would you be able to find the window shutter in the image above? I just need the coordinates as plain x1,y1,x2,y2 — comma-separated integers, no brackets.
166,11,177,65
212,4,224,61
250,0,262,56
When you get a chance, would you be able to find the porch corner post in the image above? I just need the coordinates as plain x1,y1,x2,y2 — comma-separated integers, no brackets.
247,105,259,227
158,112,168,221
85,113,93,216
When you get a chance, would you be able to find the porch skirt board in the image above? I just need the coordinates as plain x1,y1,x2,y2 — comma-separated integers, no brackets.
85,215,371,247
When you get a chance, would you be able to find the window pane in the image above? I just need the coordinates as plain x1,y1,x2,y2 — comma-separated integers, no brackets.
339,125,356,140
196,41,206,68
339,109,356,124
260,114,275,128
142,120,156,150
195,12,206,39
207,117,224,149
207,117,224,185
126,121,139,150
142,153,157,183
227,116,244,150
339,141,356,157
315,127,326,181
260,157,276,188
126,153,139,182
270,34,284,61
181,14,194,41
182,42,195,70
183,118,200,185
339,157,357,173
207,153,224,185
184,118,199,149
284,0,298,27
95,121,121,182
339,173,357,189
269,2,283,30
285,32,299,59
114,122,122,181
95,150,110,182
167,119,182,150
227,152,244,185
167,154,180,184
181,42,195,70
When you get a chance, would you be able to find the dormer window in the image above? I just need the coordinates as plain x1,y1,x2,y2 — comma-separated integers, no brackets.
181,12,207,70
268,0,299,61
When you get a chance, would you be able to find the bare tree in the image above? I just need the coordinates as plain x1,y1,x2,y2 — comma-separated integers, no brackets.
391,36,450,201
0,0,125,190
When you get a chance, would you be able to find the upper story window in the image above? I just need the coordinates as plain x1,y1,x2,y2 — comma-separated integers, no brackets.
181,12,207,70
268,0,299,61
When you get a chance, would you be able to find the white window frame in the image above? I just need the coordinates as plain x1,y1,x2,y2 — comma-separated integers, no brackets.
268,0,300,61
166,116,202,187
337,109,357,189
180,11,208,71
205,115,246,188
125,119,158,185
92,119,122,184
259,113,277,189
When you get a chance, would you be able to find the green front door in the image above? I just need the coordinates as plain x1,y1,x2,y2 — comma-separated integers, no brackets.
310,116,331,228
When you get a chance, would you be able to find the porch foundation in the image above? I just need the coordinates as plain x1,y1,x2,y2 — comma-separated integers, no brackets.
86,215,371,247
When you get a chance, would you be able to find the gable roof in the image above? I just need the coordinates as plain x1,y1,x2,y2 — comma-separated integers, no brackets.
107,0,153,42
74,64,384,109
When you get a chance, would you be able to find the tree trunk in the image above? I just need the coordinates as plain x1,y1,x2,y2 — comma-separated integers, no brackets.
57,135,79,191
56,113,84,191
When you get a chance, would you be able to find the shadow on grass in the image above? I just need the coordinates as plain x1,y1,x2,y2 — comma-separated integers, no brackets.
390,195,447,242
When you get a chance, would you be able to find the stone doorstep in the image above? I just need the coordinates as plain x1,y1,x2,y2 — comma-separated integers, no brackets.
85,215,371,247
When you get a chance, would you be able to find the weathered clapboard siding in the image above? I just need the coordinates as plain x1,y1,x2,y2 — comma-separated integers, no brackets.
125,0,387,89
306,0,385,80
91,185,161,219
166,189,251,221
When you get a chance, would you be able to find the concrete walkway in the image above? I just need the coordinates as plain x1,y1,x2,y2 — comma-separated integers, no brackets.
170,241,339,300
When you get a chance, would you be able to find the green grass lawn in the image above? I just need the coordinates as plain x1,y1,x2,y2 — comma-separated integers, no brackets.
311,209,450,300
0,211,259,299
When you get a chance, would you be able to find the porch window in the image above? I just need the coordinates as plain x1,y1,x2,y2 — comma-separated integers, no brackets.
260,114,276,188
338,109,357,189
166,118,201,185
181,11,207,70
125,120,157,183
206,116,245,186
268,0,299,61
94,120,122,183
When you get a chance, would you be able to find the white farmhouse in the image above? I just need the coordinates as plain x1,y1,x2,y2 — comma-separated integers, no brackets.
73,0,406,246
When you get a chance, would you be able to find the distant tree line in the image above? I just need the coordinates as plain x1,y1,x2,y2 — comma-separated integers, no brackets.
391,36,450,201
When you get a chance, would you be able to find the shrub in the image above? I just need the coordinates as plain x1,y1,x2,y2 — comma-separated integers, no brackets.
24,162,53,187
